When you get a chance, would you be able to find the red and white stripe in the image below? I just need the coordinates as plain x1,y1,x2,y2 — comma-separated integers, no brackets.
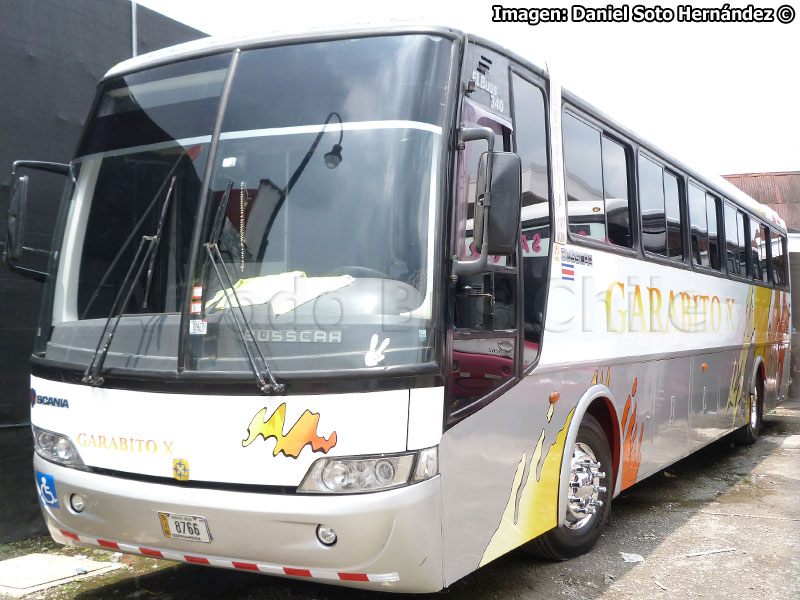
59,529,399,583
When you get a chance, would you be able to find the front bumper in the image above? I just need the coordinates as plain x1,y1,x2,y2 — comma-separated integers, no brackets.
35,456,444,592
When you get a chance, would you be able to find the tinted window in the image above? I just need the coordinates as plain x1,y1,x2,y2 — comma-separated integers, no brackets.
77,53,232,157
603,137,631,247
563,113,632,248
751,221,763,281
706,195,721,270
772,232,787,288
664,172,683,260
737,211,748,276
222,36,452,131
563,113,605,242
639,155,666,255
759,224,771,283
724,203,739,275
689,184,708,266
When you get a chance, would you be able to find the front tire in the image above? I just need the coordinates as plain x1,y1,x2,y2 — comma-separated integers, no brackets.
525,414,612,560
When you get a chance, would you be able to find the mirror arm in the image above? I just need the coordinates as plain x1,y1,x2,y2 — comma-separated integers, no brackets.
11,160,70,177
0,245,47,282
452,126,495,280
4,263,47,282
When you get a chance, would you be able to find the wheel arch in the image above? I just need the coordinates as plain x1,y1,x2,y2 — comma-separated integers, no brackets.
557,384,620,528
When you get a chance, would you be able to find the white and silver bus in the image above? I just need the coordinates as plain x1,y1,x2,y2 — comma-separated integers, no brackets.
4,25,790,592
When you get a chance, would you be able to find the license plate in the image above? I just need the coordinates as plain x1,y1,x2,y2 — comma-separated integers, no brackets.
158,512,212,543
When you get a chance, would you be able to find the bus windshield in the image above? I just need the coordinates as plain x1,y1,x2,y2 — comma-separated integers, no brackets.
36,34,453,377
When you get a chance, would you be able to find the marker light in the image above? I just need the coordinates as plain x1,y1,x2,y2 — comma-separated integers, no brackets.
298,447,438,494
32,426,86,469
412,447,438,482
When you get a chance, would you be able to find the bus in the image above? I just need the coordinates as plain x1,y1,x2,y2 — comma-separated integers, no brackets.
4,25,790,592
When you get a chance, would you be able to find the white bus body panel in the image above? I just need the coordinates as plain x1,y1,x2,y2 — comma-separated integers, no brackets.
440,241,790,586
30,378,410,486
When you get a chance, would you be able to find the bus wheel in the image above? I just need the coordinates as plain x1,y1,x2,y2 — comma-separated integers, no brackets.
735,376,762,445
525,414,612,560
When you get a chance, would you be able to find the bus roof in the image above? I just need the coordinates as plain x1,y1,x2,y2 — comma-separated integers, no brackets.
103,23,463,79
103,24,785,234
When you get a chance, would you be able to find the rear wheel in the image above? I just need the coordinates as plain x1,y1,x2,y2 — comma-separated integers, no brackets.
525,413,612,560
735,375,763,445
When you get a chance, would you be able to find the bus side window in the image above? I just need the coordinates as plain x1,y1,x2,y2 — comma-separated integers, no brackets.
689,184,708,267
706,194,721,270
724,202,739,275
760,224,771,284
736,211,748,276
511,73,550,369
602,137,631,247
639,154,667,256
772,232,787,288
563,113,632,248
664,171,683,260
751,220,763,281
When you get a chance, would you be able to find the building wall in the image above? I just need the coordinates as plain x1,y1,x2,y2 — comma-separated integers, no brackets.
723,172,800,230
0,0,205,543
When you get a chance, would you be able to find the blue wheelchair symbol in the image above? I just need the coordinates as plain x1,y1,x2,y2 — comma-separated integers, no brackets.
36,471,60,509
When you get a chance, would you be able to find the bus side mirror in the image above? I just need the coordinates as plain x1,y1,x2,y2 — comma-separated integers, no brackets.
2,160,71,281
4,175,29,262
474,152,522,256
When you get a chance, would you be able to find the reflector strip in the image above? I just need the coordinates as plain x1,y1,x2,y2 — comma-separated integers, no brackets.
57,529,399,584
339,572,369,581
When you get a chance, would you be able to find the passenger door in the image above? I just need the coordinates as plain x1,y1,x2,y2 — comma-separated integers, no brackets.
449,97,520,420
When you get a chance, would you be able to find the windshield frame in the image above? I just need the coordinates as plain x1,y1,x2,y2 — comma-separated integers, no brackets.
33,31,460,391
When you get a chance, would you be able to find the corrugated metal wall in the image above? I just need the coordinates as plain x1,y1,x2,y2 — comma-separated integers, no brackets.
723,172,800,230
0,0,205,543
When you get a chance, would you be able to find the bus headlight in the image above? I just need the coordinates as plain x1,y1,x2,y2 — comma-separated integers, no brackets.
298,447,438,494
33,426,86,469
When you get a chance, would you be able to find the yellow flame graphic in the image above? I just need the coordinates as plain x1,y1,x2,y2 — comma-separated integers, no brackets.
242,403,337,458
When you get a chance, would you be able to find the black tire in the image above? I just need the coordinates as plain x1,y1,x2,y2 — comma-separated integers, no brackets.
735,375,763,445
525,413,612,560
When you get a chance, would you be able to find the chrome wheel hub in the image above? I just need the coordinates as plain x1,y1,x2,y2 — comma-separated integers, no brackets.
749,391,758,429
566,442,606,530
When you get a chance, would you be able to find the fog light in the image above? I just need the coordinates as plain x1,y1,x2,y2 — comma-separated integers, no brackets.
316,524,337,546
70,494,85,513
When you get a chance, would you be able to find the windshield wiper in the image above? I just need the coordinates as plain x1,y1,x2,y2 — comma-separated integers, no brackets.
142,177,177,310
82,177,176,386
200,182,285,395
200,181,233,315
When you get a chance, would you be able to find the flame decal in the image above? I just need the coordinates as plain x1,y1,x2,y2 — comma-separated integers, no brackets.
777,291,790,391
620,378,643,489
590,367,611,387
479,408,574,567
242,403,337,458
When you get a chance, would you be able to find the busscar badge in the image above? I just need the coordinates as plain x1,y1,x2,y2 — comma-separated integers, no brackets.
172,458,190,481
